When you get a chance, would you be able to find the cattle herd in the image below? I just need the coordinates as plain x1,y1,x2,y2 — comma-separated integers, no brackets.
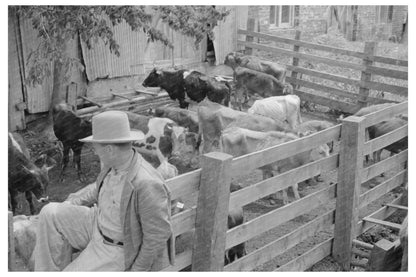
9,51,408,267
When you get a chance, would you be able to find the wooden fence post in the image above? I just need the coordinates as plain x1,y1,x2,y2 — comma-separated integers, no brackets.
358,41,376,106
368,239,402,271
191,152,233,271
244,18,255,55
333,116,366,270
8,211,15,271
290,30,302,89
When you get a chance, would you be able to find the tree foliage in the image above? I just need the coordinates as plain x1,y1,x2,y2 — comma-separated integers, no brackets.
12,5,229,86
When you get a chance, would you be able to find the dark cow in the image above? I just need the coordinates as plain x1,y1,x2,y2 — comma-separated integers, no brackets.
233,67,293,109
142,68,231,109
52,103,92,182
224,51,287,81
354,103,407,162
225,206,246,265
152,106,199,133
221,127,330,204
9,132,55,214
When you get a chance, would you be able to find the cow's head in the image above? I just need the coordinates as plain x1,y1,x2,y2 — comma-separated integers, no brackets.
24,155,56,203
142,68,163,87
309,144,331,162
169,129,201,172
283,83,294,95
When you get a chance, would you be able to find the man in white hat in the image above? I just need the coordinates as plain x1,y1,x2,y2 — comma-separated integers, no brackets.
33,110,173,271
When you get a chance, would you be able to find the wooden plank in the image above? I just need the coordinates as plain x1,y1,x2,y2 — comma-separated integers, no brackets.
226,183,336,249
384,203,408,210
359,170,407,209
358,41,376,104
361,101,408,128
362,217,402,231
244,18,255,55
112,93,132,100
238,40,408,81
237,29,367,59
363,124,408,156
191,152,233,271
350,259,368,268
294,89,360,114
231,124,341,177
286,65,406,98
357,194,403,235
78,96,103,107
171,207,196,236
352,247,371,259
8,211,15,271
224,210,335,271
333,116,366,270
373,55,408,67
287,76,358,100
229,154,339,210
352,239,374,250
368,238,402,271
161,250,192,271
361,150,408,183
166,169,201,200
275,238,333,271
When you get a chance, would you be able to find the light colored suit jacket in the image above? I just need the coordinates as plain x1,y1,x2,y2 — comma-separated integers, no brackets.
66,149,173,271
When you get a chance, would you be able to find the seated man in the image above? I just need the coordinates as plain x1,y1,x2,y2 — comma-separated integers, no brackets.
33,110,173,271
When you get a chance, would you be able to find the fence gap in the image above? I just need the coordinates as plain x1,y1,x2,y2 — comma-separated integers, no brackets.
358,41,377,106
191,152,233,271
333,116,366,270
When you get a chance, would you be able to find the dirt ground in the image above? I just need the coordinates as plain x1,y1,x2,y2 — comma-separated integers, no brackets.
10,105,407,271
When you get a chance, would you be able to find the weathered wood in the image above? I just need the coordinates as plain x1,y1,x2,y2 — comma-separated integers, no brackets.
363,124,408,156
171,207,196,236
238,40,408,80
368,238,402,271
229,154,338,210
361,101,407,128
294,89,360,114
352,247,371,259
161,250,192,271
226,183,336,249
191,152,233,271
361,150,407,183
112,92,132,100
373,55,408,67
290,30,301,89
244,18,255,55
350,258,368,268
135,88,160,96
362,217,402,231
78,96,103,107
357,194,404,235
352,239,374,250
66,83,78,110
384,203,408,210
333,116,365,270
8,212,15,271
231,125,341,177
224,210,335,271
286,64,406,97
358,42,376,104
360,170,407,209
166,169,201,200
275,238,333,271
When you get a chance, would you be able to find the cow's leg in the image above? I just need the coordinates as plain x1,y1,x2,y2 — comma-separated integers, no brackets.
25,190,36,215
292,183,300,200
262,170,279,204
73,146,86,183
60,144,71,182
9,190,18,215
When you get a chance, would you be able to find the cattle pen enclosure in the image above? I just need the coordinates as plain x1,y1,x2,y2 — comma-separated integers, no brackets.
158,101,408,271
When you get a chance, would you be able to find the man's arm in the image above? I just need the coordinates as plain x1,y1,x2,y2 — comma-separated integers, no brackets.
131,180,172,271
65,182,98,206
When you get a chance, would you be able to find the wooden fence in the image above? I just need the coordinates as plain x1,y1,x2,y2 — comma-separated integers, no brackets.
236,29,408,115
157,101,408,271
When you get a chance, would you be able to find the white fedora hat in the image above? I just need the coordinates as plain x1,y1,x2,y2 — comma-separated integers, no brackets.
80,111,144,143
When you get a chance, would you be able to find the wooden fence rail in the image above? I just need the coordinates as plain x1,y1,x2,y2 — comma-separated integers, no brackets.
236,29,408,114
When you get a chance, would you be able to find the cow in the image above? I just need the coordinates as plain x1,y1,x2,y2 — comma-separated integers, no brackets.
142,68,231,109
152,106,199,133
221,127,330,205
354,103,407,163
224,52,287,82
296,120,335,153
248,95,302,130
196,100,293,155
9,132,55,215
225,206,246,265
52,102,92,182
233,66,293,110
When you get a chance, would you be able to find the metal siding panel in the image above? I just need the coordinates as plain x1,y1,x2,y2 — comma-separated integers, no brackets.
19,18,52,113
213,6,237,65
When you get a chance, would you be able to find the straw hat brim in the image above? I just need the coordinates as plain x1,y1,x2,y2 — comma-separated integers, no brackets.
79,129,145,143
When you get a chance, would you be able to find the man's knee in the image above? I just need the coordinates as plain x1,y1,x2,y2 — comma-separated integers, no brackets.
39,202,68,219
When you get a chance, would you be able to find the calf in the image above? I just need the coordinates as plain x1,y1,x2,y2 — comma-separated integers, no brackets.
52,103,92,182
225,206,246,265
221,127,330,204
9,132,55,214
142,68,230,108
233,67,293,109
153,106,199,133
224,52,287,81
248,95,302,130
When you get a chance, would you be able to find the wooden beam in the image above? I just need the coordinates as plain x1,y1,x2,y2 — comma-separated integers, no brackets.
8,211,15,271
290,30,301,89
368,238,402,271
333,116,366,270
166,169,201,200
191,152,233,271
161,250,192,271
171,207,196,236
363,124,408,156
352,239,374,250
350,259,368,268
362,217,402,231
244,18,255,55
361,150,407,183
358,41,376,104
384,203,408,210
352,247,371,259
78,96,103,108
112,93,132,100
361,101,407,128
